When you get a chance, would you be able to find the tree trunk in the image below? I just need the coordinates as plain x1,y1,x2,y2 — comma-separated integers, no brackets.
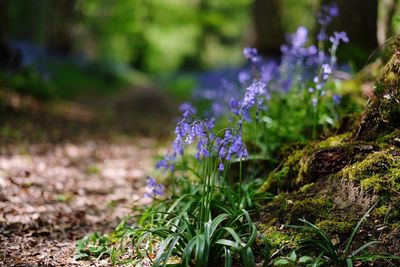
45,0,76,54
377,0,398,45
0,0,20,69
328,0,379,68
251,0,285,57
353,39,400,141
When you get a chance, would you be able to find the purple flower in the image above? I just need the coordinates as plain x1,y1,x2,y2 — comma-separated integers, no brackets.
228,134,248,160
321,64,332,80
292,27,308,48
329,4,339,17
238,71,251,85
229,98,240,116
242,82,266,107
312,97,318,107
218,162,224,172
145,176,164,198
317,31,328,42
318,3,339,26
329,31,349,44
179,102,196,116
333,94,341,105
243,47,261,63
156,157,174,171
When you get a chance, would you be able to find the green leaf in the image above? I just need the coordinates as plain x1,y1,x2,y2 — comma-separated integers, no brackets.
239,246,255,267
224,247,232,267
298,256,313,263
74,252,89,260
349,241,379,258
273,258,290,266
346,257,353,267
289,251,297,262
215,239,240,250
344,201,378,255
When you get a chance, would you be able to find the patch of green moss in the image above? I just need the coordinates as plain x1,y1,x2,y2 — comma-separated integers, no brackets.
315,132,351,149
285,197,334,224
373,205,389,218
376,129,400,144
339,152,392,181
338,150,400,194
258,225,297,249
316,220,354,235
299,183,315,194
260,148,310,192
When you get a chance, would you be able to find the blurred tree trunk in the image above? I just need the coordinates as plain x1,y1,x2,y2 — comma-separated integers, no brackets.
45,0,77,54
377,0,398,45
0,0,19,69
0,0,8,60
251,0,285,57
327,0,378,68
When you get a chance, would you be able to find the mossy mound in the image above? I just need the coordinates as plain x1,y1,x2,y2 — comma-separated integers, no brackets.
257,46,400,261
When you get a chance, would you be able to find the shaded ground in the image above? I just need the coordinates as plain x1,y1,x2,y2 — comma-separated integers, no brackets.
0,86,178,266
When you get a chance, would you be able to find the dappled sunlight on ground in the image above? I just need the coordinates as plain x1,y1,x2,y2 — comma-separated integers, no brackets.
0,85,177,266
0,139,157,266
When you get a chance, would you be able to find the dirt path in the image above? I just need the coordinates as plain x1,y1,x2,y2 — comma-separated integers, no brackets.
0,86,178,266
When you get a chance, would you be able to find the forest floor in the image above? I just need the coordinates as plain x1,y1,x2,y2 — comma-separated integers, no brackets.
0,87,178,266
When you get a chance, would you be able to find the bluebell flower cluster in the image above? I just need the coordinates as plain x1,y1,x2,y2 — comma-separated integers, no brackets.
157,102,248,172
243,47,262,64
317,3,339,41
193,3,349,121
279,26,320,91
329,31,349,66
157,3,350,183
144,176,164,198
216,129,248,171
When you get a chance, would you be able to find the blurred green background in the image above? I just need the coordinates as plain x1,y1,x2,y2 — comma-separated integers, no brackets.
0,0,399,100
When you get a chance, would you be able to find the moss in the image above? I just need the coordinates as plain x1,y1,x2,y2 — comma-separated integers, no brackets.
258,225,297,249
285,197,334,224
339,152,392,181
315,132,351,149
299,183,314,194
337,150,400,194
316,220,354,235
260,148,309,192
360,174,387,191
352,51,400,141
373,205,389,218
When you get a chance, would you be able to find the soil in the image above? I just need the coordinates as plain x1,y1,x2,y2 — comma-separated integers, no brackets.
0,87,178,266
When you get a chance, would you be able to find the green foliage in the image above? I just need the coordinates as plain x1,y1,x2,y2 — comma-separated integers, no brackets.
74,232,112,260
0,67,54,100
75,0,252,72
273,251,321,267
75,156,266,266
287,202,400,266
0,59,128,100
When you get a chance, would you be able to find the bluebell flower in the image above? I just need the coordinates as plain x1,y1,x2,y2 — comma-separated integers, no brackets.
312,97,318,107
242,81,266,108
291,26,308,48
218,162,224,172
333,94,341,105
243,47,261,63
179,102,196,115
317,3,339,27
317,3,339,42
229,98,240,116
329,31,349,45
238,71,251,85
145,176,164,198
329,31,349,67
321,64,332,80
227,134,248,160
